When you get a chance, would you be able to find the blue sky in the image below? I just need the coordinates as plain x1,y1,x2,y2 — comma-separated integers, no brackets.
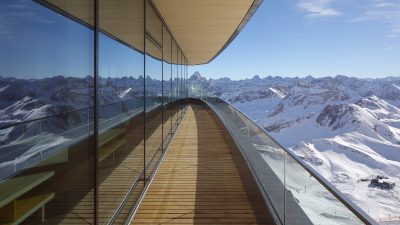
0,0,399,80
190,0,400,79
0,0,94,78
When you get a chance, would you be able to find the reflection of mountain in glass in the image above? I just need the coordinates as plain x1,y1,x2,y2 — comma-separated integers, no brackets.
0,75,166,180
0,75,170,127
0,76,93,127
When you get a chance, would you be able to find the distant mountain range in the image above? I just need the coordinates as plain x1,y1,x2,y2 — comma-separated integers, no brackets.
188,71,400,221
1,72,400,221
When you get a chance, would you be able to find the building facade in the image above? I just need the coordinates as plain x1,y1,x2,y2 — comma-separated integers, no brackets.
0,1,377,225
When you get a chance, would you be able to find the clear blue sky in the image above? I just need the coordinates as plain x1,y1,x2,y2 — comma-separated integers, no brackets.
190,0,400,80
0,0,94,79
0,0,399,80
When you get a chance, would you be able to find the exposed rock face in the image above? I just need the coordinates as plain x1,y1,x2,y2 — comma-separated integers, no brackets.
316,104,357,131
265,120,293,132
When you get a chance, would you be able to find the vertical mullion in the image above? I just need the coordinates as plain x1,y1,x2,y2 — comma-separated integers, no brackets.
93,0,99,224
170,38,172,135
161,26,164,153
143,0,146,186
185,57,188,98
176,46,178,124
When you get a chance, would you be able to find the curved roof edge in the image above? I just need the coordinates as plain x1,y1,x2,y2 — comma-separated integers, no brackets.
203,0,263,65
152,0,264,65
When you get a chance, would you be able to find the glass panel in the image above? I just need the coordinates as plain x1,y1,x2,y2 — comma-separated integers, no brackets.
178,49,182,99
284,154,364,225
145,38,163,178
176,48,182,122
98,0,144,224
186,59,188,98
162,27,172,149
171,40,178,128
192,92,372,225
183,59,186,99
181,51,184,101
185,59,188,98
0,0,94,224
99,0,144,52
145,1,163,47
178,50,185,118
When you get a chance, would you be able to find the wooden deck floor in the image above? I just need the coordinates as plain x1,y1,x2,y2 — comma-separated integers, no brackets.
39,106,179,225
132,104,274,225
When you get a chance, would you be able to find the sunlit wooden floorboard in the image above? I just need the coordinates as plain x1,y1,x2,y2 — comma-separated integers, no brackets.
131,104,273,225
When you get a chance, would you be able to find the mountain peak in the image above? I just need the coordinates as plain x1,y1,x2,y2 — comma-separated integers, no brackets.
190,71,203,80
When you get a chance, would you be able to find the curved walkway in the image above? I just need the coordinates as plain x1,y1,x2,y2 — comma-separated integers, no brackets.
131,104,274,224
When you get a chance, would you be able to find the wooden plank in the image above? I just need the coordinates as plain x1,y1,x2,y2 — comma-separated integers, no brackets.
131,104,274,225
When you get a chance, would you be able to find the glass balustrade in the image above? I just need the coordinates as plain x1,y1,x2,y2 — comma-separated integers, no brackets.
190,88,376,225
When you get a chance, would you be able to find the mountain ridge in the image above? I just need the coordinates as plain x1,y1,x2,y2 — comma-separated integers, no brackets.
189,71,400,221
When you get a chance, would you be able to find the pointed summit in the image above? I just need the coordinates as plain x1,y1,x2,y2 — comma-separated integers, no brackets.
189,71,203,81
188,72,210,88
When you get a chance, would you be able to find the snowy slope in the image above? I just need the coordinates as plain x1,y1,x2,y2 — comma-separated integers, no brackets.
189,72,400,222
1,72,400,222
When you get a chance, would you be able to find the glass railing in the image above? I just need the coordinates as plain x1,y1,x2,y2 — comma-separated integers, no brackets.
191,90,377,225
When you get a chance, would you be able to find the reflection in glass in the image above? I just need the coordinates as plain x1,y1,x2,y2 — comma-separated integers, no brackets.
171,40,179,127
0,0,189,224
177,49,183,118
163,28,173,149
145,38,163,179
145,0,162,46
0,0,95,224
98,0,144,223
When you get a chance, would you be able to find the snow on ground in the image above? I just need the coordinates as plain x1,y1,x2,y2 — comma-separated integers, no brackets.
119,88,132,99
209,74,400,223
269,87,286,99
256,144,363,225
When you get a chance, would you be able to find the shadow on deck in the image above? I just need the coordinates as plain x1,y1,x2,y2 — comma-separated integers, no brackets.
132,103,274,224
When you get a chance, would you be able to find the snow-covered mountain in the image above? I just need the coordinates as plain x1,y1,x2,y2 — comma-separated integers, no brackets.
1,72,399,221
189,72,400,222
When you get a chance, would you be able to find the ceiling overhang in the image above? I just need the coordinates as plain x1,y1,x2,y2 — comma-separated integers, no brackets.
35,0,262,65
151,0,262,65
